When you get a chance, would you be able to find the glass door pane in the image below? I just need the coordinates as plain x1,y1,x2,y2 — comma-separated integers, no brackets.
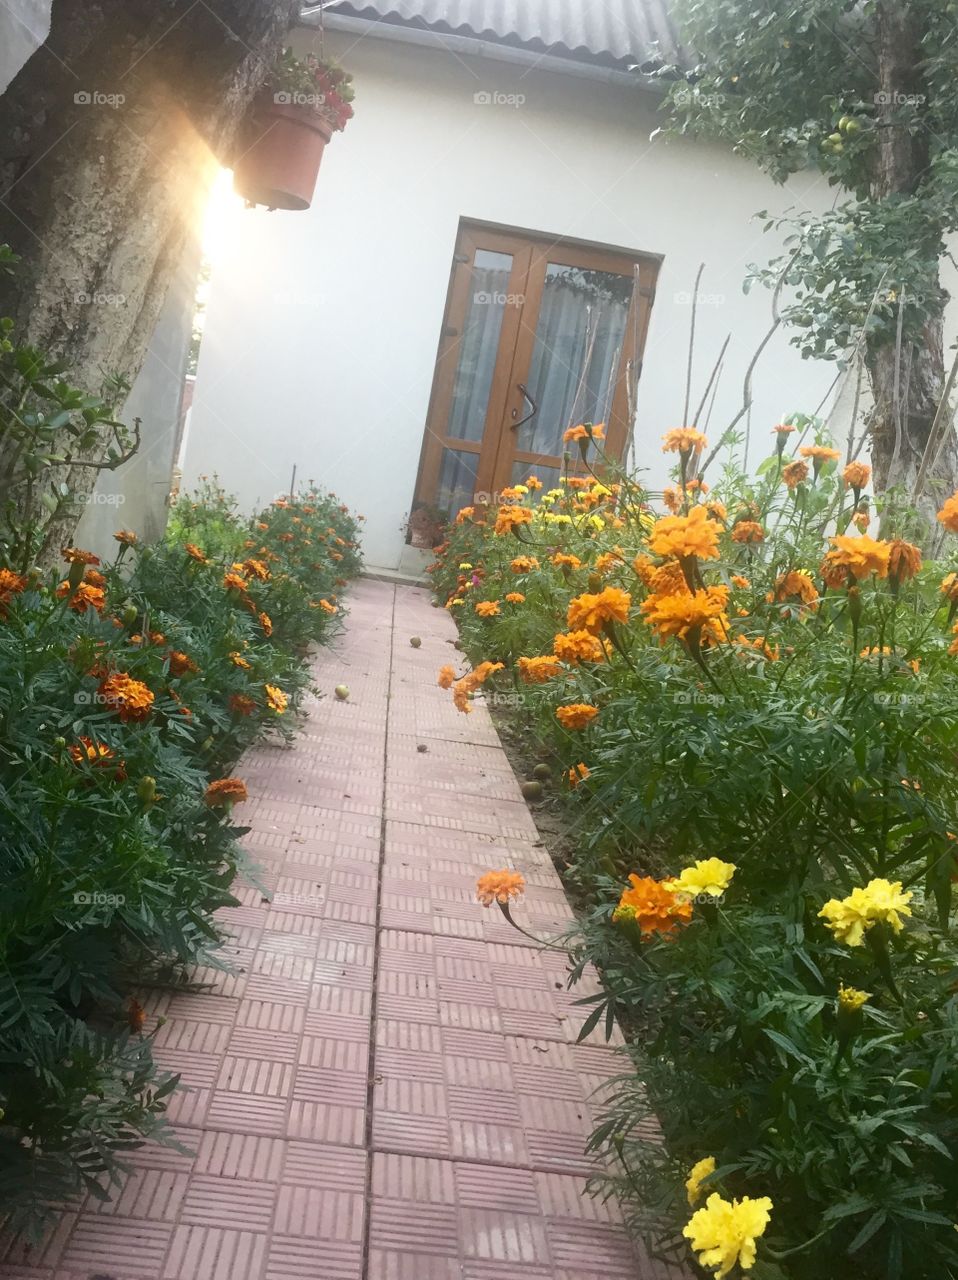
516,265,633,460
446,249,513,444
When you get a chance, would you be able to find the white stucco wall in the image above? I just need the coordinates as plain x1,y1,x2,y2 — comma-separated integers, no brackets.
184,30,845,571
0,0,51,93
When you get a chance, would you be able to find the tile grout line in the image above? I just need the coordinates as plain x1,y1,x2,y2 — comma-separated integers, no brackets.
359,582,397,1280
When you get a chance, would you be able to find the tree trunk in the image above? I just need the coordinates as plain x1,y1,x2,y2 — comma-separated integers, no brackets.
866,1,958,531
0,0,299,554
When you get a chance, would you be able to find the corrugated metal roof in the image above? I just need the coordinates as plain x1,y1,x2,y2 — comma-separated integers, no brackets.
321,0,682,69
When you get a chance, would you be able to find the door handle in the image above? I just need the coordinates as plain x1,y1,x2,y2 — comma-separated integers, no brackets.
511,383,537,430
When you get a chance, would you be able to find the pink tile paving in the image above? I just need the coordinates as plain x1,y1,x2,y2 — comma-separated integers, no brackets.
1,581,686,1280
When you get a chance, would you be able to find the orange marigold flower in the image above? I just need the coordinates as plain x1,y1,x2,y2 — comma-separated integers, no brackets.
205,778,248,806
451,661,504,713
843,461,871,490
517,655,564,684
68,736,117,767
705,500,726,522
62,547,100,566
318,598,337,614
476,869,525,907
649,506,721,561
229,651,252,669
84,569,106,588
551,553,582,571
555,703,599,730
773,423,796,435
510,555,539,573
505,592,525,603
888,539,921,585
264,684,288,714
662,486,682,513
437,664,457,689
113,529,137,546
243,558,271,581
730,520,765,544
567,587,631,635
735,633,780,661
525,475,543,490
455,506,476,524
184,542,208,563
774,570,818,607
938,491,958,533
731,574,751,589
553,630,605,664
940,573,958,602
475,600,501,617
568,762,590,789
229,693,257,716
57,581,106,613
800,445,841,464
662,427,708,454
641,586,729,644
595,550,623,574
612,874,692,935
827,534,891,581
258,611,273,636
98,672,154,722
563,422,605,443
782,459,809,489
167,650,198,677
0,567,27,617
494,506,534,536
223,572,249,593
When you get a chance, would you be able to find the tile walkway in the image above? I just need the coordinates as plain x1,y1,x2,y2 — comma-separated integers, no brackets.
1,580,684,1280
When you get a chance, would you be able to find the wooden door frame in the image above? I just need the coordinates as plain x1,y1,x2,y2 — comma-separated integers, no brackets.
412,219,661,519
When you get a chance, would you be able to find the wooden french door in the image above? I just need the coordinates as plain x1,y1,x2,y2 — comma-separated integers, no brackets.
413,222,660,520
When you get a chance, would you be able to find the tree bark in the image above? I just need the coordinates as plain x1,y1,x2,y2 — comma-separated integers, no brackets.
866,1,958,530
0,0,299,553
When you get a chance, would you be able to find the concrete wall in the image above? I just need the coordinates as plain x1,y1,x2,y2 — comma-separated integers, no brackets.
0,0,51,94
76,239,200,554
183,30,847,571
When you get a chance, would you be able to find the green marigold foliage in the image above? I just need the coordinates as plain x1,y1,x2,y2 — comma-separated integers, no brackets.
432,434,958,1280
0,484,362,1232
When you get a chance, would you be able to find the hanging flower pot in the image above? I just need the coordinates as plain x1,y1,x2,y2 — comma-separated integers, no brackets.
233,50,355,212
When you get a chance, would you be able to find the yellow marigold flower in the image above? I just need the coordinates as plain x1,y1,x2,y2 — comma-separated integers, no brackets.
205,777,248,807
567,587,631,635
229,651,252,669
568,762,590,789
774,570,818,607
517,655,563,684
511,555,539,573
662,427,708,455
838,984,871,1013
641,586,729,644
476,869,525,907
458,562,473,571
437,664,456,689
555,703,598,730
782,459,809,489
264,684,288,714
258,611,273,636
683,1192,773,1279
730,520,765,544
818,878,913,947
553,630,605,664
843,460,871,490
826,534,891,581
613,874,692,935
668,858,736,900
649,505,721,561
494,506,533,536
505,592,525,604
887,539,921,585
686,1156,716,1206
938,490,958,533
551,552,582,571
475,600,500,617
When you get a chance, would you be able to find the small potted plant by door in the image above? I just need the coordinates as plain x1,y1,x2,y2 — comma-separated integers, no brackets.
407,504,447,549
233,48,355,211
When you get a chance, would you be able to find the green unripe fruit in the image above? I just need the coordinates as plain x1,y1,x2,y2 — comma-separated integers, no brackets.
409,636,422,648
520,780,543,801
334,684,350,700
532,763,552,781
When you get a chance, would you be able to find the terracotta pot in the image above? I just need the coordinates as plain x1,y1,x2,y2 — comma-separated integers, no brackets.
233,97,335,211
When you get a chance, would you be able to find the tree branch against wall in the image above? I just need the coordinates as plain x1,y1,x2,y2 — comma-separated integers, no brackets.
664,0,958,533
0,0,300,558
